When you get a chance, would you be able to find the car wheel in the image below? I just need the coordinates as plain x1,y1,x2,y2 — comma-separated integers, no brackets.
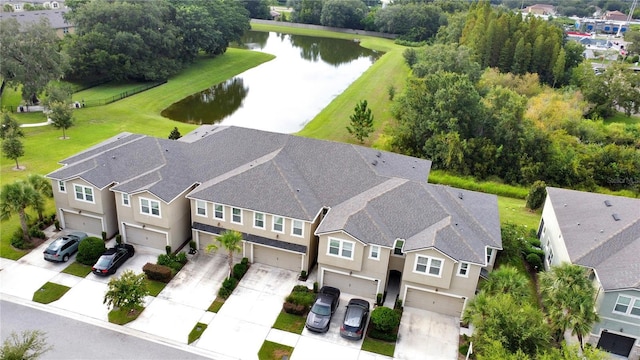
62,254,69,262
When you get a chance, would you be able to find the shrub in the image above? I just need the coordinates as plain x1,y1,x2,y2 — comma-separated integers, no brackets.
101,231,107,242
525,247,545,259
376,293,383,306
142,263,173,283
175,251,187,264
218,286,232,299
157,254,172,267
370,306,400,333
157,253,187,272
10,228,27,249
76,237,106,265
369,328,398,342
285,291,315,308
54,220,61,231
241,257,249,266
28,226,45,239
300,270,307,279
387,85,396,100
526,253,543,271
293,285,310,293
526,180,547,210
313,282,319,293
189,240,196,250
115,234,122,245
233,263,248,280
395,298,403,310
165,245,172,255
283,302,306,315
528,238,541,248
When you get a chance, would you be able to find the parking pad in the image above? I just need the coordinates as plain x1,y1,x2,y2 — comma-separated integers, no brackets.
126,297,206,343
394,307,459,360
0,262,59,300
196,312,269,360
51,278,110,321
291,335,361,360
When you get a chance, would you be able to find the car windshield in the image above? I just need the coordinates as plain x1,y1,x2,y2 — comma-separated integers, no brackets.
95,255,113,268
311,303,331,316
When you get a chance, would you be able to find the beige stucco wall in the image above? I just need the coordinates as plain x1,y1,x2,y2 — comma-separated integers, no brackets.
540,194,572,269
317,233,364,272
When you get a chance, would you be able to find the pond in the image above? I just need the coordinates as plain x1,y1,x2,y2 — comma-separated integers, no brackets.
160,31,380,133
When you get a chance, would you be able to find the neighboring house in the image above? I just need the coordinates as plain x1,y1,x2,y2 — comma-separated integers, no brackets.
47,125,502,318
522,4,556,16
0,9,73,37
603,10,629,22
3,1,64,12
539,187,640,359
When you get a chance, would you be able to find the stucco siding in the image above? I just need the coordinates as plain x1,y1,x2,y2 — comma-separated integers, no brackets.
317,233,363,272
593,290,640,338
540,195,572,268
402,249,454,290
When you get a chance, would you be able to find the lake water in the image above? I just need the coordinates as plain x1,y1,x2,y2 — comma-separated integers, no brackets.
161,31,380,133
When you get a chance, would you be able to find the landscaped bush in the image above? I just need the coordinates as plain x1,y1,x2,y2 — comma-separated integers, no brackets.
233,262,248,280
10,228,27,249
76,237,106,265
157,252,187,272
283,301,306,315
282,285,315,315
28,226,45,239
525,253,543,272
370,306,401,333
241,257,249,265
142,263,173,283
218,277,239,299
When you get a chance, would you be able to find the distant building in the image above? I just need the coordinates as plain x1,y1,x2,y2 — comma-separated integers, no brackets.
522,4,556,16
3,1,65,12
603,10,628,22
0,9,73,37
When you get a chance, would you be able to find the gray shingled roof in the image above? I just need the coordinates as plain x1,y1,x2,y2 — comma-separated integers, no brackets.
547,187,640,291
47,125,501,263
0,9,71,30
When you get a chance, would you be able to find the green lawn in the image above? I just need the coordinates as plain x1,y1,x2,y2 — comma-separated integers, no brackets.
272,310,306,334
62,261,92,277
108,305,144,325
145,279,167,297
258,340,293,360
32,282,70,304
497,196,541,229
208,297,225,313
72,80,155,102
188,322,208,344
361,336,395,357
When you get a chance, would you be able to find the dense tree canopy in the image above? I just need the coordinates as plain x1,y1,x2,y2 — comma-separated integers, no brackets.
63,0,250,81
320,0,368,30
0,18,68,104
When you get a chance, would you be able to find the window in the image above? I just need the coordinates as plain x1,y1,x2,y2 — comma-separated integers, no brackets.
328,238,354,259
393,239,405,256
196,200,207,217
214,204,224,220
292,220,303,237
254,212,265,229
232,208,242,224
140,198,160,217
58,181,66,193
547,248,554,264
74,185,94,203
273,216,284,233
457,262,469,277
122,193,130,207
414,255,443,277
369,245,380,260
614,295,640,317
486,248,494,264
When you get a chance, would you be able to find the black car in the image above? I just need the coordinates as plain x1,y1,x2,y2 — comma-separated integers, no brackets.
92,244,135,276
340,298,370,340
305,286,341,333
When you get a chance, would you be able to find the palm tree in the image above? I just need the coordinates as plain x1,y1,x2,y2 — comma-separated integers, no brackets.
206,230,243,278
481,265,531,301
27,174,53,222
540,263,599,350
0,181,39,242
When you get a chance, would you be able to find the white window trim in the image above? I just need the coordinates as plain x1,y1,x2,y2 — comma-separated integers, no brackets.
74,184,95,203
292,219,304,237
122,193,130,207
140,197,161,218
231,207,243,224
369,245,380,260
254,212,265,229
272,216,284,233
613,295,640,318
327,237,355,260
486,248,494,264
196,200,207,217
393,239,405,256
413,255,444,277
58,180,66,193
214,204,225,221
457,262,469,278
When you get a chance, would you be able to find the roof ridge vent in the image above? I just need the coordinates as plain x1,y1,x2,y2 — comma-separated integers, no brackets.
458,192,463,200
371,159,378,166
376,151,382,158
612,213,620,221
604,200,612,207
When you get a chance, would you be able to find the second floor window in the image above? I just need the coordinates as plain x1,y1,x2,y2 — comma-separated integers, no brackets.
393,239,405,256
273,216,284,233
58,181,66,193
196,200,206,217
614,295,640,317
254,212,265,229
328,238,354,259
140,198,160,217
122,193,130,207
74,185,94,203
214,204,224,220
369,245,380,260
457,262,469,277
232,208,242,224
292,219,303,237
415,255,443,277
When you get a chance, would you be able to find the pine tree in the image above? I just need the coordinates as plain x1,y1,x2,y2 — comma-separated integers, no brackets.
346,100,374,144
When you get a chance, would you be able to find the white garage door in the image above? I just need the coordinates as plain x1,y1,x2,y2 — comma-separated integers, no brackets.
253,245,301,272
124,225,167,250
63,212,102,236
323,271,377,299
405,288,464,317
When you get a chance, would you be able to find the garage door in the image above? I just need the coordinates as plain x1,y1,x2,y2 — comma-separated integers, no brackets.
124,225,167,250
63,212,102,236
405,288,464,317
323,271,377,299
253,245,301,272
597,331,635,357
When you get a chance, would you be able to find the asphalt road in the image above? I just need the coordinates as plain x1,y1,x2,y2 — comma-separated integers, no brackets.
0,300,215,360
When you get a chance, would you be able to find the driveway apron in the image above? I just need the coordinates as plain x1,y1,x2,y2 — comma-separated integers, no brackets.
394,307,459,360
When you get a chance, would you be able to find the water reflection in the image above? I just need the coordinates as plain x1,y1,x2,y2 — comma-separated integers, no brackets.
162,31,381,133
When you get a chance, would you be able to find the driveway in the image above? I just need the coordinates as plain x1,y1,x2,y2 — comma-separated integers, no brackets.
193,263,299,359
394,307,459,360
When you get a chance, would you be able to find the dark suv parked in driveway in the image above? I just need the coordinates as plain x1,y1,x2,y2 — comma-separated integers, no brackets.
43,232,88,262
305,286,341,333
